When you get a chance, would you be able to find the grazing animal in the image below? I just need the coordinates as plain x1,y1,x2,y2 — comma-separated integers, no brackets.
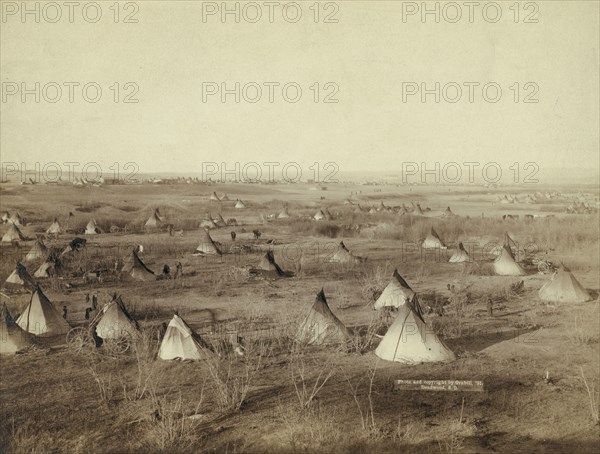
253,229,262,240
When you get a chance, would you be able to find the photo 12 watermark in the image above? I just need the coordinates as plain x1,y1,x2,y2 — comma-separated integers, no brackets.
1,1,140,23
401,1,539,24
1,161,140,184
401,82,539,104
201,82,339,104
401,162,540,184
201,161,339,183
1,82,140,104
201,1,340,24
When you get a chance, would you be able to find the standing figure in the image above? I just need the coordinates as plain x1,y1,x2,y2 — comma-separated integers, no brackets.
174,262,183,280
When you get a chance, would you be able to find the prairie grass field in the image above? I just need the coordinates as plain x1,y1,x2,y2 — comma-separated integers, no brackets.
0,181,599,453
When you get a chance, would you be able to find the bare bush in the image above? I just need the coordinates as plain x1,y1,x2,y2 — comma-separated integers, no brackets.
289,350,334,410
343,360,378,433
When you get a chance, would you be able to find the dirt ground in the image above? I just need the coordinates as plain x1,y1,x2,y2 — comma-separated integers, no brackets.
1,181,599,453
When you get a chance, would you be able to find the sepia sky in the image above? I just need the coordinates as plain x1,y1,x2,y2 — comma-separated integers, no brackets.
1,0,598,176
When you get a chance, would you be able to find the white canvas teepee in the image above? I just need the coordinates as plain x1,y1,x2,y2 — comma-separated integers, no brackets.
46,218,63,235
158,314,206,360
234,199,246,209
255,251,286,277
95,297,138,339
16,287,70,337
24,238,48,262
329,241,361,264
145,209,163,229
422,227,447,249
193,229,221,256
85,219,100,235
34,260,57,278
278,207,291,219
493,245,525,276
200,214,218,229
2,223,26,243
449,242,471,263
297,290,351,345
121,250,155,281
4,263,37,290
373,270,417,310
214,213,227,228
9,212,23,226
538,268,592,303
1,304,35,355
210,192,221,201
375,302,455,363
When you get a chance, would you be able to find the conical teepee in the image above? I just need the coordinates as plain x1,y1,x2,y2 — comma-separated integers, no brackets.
449,242,471,263
493,245,526,276
85,219,100,235
210,192,221,201
422,227,447,249
200,213,218,229
46,218,63,235
34,259,57,278
297,289,351,345
16,287,70,337
503,232,518,255
158,314,207,360
1,212,10,223
9,212,23,226
329,241,361,264
278,207,290,219
145,209,163,229
4,262,37,290
121,250,155,281
1,304,35,355
538,268,592,303
235,199,246,209
442,206,457,217
214,213,227,228
375,302,455,363
255,251,286,277
2,223,26,243
24,238,48,262
95,296,138,339
374,270,418,311
193,229,221,256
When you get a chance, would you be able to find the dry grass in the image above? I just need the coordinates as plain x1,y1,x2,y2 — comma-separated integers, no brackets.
1,182,598,453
